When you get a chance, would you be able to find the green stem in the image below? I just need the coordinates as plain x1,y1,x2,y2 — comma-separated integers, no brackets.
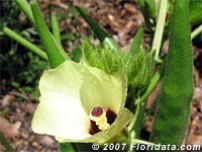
131,139,156,146
128,65,164,139
151,0,167,61
0,131,13,152
145,98,157,120
51,15,62,46
2,26,48,60
191,24,202,40
128,102,146,139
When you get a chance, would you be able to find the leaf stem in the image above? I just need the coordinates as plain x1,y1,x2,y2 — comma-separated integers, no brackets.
151,0,167,61
2,26,48,60
191,24,202,40
128,102,146,139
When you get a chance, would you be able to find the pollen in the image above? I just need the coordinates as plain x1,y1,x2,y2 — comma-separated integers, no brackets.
89,107,109,131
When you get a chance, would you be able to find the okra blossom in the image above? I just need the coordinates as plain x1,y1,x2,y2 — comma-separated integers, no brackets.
31,60,133,144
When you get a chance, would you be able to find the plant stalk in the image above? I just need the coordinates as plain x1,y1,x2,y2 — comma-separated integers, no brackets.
151,0,167,61
2,26,48,60
191,24,202,40
128,102,146,139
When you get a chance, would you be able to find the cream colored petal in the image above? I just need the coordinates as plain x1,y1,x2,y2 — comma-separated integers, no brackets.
31,92,90,140
39,61,127,114
39,60,86,99
80,69,127,114
58,108,133,144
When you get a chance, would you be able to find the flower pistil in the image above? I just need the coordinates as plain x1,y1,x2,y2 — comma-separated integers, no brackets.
89,107,117,135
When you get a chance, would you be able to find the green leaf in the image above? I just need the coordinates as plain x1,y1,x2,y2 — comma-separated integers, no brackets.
141,0,157,19
190,0,202,25
149,0,193,146
75,6,120,53
138,0,157,29
30,1,69,68
130,26,144,55
60,143,75,152
15,0,35,25
75,7,108,42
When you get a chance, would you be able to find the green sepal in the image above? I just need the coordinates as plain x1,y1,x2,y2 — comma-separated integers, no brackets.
82,39,119,74
122,48,155,91
130,26,144,55
104,37,120,54
132,50,154,90
82,40,155,92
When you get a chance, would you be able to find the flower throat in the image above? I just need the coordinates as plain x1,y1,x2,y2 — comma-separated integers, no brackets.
89,107,117,135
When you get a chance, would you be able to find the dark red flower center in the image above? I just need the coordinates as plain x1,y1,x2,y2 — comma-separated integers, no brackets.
91,107,103,117
89,108,117,135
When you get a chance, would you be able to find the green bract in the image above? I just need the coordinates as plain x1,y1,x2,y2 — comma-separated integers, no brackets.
31,60,133,144
82,41,154,92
